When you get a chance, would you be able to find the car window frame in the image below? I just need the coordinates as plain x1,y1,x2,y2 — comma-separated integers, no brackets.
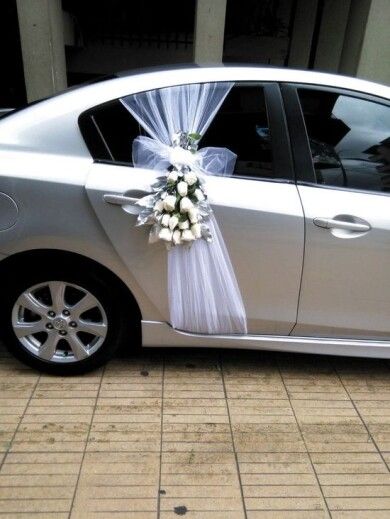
78,81,295,185
281,82,390,197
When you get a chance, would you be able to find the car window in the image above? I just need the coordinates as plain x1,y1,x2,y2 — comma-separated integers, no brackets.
80,83,275,180
200,85,274,179
297,88,390,194
79,99,144,163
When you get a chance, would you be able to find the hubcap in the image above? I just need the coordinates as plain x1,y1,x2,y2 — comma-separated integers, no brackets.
53,317,67,331
12,281,108,363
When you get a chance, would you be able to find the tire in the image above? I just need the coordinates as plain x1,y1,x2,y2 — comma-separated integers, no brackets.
0,263,134,375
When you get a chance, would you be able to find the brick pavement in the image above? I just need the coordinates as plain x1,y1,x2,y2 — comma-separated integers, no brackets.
1,344,390,518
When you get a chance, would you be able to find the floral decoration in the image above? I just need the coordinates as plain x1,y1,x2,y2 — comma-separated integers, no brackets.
135,131,213,248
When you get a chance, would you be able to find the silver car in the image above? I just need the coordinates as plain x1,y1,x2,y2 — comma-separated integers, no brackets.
0,66,389,374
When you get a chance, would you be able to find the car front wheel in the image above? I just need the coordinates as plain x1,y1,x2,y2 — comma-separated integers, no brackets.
1,266,129,374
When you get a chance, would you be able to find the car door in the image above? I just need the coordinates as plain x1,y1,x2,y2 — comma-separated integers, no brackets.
282,84,390,340
83,82,305,335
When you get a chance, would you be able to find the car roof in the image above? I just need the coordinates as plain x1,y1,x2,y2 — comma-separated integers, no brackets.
7,65,390,112
116,64,390,94
54,65,390,100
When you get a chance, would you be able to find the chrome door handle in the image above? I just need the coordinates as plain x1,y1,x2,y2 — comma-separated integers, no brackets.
103,194,140,206
314,217,371,232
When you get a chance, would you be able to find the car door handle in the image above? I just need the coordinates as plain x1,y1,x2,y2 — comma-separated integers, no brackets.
103,194,140,206
313,217,371,232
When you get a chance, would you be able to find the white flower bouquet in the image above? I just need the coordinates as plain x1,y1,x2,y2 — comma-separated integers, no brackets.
135,132,213,248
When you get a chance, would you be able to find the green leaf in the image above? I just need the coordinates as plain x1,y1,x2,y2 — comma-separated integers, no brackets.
188,132,202,141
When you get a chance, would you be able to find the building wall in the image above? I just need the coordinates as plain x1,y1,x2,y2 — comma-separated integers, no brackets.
339,0,390,85
3,0,390,107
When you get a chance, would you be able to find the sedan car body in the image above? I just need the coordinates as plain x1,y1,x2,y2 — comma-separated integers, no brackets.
0,66,389,373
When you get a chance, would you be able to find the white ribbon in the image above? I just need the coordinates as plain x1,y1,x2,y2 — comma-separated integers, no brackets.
133,135,238,178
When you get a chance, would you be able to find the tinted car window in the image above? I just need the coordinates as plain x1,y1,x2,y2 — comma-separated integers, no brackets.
79,99,143,163
201,85,274,179
80,83,274,180
298,88,390,193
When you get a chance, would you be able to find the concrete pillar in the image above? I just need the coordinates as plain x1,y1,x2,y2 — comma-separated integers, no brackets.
16,0,67,102
288,0,318,68
314,0,351,72
193,0,227,63
339,0,390,85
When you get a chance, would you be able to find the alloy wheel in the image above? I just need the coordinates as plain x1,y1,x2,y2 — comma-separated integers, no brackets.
11,281,108,363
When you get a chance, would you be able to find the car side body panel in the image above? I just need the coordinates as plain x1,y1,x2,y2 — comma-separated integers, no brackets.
294,185,390,340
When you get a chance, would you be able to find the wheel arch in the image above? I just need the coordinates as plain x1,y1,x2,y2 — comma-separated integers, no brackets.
0,248,142,322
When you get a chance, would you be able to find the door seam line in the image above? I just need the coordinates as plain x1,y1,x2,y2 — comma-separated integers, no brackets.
290,184,306,336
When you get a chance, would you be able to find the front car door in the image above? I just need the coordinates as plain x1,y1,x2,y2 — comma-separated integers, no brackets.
83,80,304,335
282,84,390,340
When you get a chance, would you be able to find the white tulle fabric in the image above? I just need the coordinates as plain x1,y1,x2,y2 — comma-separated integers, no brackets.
121,83,247,334
132,138,237,177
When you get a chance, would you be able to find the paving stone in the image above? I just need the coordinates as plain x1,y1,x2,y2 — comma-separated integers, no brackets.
245,496,327,510
0,515,68,519
323,485,390,497
247,512,329,518
72,497,157,512
331,513,390,518
71,514,155,519
328,496,390,510
0,462,80,475
160,513,244,519
160,496,244,511
0,498,72,513
161,485,242,497
243,485,322,497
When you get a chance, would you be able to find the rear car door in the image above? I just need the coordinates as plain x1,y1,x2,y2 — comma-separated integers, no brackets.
83,82,305,335
282,84,390,340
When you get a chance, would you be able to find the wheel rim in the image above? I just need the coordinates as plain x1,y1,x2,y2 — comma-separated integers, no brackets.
11,281,108,363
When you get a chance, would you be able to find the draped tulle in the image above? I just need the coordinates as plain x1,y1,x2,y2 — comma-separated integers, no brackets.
121,83,247,334
168,215,247,334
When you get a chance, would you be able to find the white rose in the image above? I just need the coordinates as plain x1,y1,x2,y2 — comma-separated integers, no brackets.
188,208,199,224
158,227,173,242
167,171,178,183
184,171,198,186
191,223,202,239
168,214,179,230
181,229,195,241
163,195,176,212
177,181,188,197
161,213,170,227
180,197,193,213
154,199,164,212
194,188,205,202
172,229,182,245
179,219,189,230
